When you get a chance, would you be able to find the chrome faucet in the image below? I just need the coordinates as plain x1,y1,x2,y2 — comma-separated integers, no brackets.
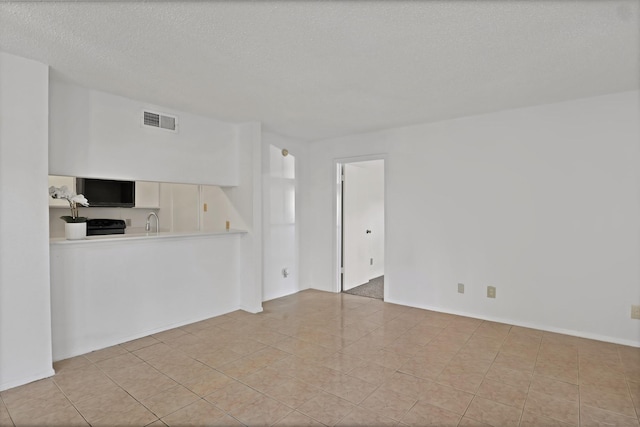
145,212,159,233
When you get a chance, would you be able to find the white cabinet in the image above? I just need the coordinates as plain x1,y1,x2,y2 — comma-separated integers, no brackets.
166,183,199,232
48,175,75,208
135,181,160,208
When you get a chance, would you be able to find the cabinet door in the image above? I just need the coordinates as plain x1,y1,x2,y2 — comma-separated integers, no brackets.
135,181,160,208
170,183,199,232
48,175,75,208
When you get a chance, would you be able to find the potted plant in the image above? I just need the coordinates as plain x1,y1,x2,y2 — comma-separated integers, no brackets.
49,185,89,239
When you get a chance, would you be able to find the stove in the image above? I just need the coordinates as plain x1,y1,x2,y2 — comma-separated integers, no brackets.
86,219,126,236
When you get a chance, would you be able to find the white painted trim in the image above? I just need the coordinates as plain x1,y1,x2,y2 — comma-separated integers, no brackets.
333,162,342,294
239,305,264,314
51,309,239,362
332,154,387,295
385,297,640,348
252,131,264,308
0,369,56,392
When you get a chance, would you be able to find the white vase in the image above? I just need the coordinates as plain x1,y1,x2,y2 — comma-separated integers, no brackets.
65,222,86,240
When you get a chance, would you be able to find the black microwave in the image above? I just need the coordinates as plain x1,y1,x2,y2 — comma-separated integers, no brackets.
75,178,135,208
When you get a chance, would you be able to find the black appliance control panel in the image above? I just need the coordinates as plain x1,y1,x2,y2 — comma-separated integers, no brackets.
86,219,127,236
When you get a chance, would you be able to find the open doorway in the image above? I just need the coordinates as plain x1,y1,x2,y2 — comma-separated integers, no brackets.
336,159,385,299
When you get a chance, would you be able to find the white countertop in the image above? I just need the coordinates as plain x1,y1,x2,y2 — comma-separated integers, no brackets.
50,229,247,245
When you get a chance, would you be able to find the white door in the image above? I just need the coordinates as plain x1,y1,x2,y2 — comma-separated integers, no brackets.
342,160,384,291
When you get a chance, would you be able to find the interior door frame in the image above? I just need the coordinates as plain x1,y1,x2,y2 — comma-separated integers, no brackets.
333,154,387,296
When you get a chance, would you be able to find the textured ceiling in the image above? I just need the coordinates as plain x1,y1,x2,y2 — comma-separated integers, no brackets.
0,1,638,141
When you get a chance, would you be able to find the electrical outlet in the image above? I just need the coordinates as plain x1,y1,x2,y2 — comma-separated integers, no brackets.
458,283,464,294
632,305,640,320
487,286,496,298
203,203,208,212
125,218,131,227
370,258,373,265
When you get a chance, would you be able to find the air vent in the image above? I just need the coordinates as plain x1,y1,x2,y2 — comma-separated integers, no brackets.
142,110,178,132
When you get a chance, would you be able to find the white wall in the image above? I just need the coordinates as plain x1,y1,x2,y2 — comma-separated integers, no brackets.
49,77,239,186
0,52,55,391
304,91,640,346
264,143,297,301
262,132,309,301
229,122,263,312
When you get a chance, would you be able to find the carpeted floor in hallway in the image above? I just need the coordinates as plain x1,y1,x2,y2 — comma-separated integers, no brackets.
343,276,383,300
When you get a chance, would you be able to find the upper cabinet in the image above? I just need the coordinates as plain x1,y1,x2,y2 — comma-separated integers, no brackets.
48,175,75,208
134,182,160,208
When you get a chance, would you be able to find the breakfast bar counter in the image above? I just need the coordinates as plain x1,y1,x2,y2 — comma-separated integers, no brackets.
50,230,248,361
50,229,247,244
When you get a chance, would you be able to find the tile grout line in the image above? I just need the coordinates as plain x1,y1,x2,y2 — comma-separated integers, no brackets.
578,344,582,427
619,345,640,422
0,390,16,427
517,328,543,427
458,322,513,426
50,376,95,427
90,339,206,425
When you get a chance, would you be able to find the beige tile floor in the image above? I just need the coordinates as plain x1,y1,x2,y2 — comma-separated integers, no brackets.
1,290,639,426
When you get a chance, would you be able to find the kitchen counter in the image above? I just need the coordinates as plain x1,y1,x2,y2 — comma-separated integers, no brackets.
50,229,248,361
50,229,247,245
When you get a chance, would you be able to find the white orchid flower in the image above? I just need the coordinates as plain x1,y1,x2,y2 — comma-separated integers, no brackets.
49,186,67,199
49,185,90,220
60,186,71,198
70,194,89,206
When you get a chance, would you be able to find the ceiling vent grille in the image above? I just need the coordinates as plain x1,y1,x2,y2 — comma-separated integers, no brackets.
142,110,178,132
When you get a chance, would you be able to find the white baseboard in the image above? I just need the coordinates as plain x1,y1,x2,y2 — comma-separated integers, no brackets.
0,368,55,392
52,308,241,362
239,304,263,314
385,297,640,348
